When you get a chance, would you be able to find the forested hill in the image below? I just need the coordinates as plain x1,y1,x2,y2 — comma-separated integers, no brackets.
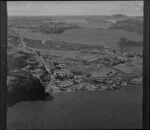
109,18,143,34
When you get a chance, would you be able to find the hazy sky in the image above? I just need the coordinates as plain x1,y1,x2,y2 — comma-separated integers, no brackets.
7,1,143,16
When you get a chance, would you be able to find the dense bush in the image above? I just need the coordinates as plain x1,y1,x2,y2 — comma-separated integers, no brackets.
39,22,80,34
7,55,28,71
109,19,143,34
7,70,49,106
40,24,64,33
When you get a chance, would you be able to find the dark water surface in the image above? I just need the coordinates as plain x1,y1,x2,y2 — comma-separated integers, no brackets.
7,86,142,129
17,28,142,50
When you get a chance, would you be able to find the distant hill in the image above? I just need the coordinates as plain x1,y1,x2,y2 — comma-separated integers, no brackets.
110,14,128,19
117,37,143,53
134,16,143,21
109,18,143,34
106,14,130,22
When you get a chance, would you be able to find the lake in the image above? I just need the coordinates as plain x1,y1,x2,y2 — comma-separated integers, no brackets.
16,28,142,50
7,86,142,129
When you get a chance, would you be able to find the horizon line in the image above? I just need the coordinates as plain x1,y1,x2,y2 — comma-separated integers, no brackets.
7,14,143,17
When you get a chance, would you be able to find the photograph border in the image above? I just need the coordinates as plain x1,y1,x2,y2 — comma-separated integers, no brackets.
0,1,7,130
0,1,149,129
143,0,150,129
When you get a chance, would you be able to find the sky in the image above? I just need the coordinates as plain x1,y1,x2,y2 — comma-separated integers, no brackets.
7,1,143,16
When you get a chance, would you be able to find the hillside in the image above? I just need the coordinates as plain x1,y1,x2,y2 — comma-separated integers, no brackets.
117,37,143,53
109,18,143,34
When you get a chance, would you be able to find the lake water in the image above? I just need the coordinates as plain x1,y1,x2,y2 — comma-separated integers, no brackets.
7,86,142,129
17,28,142,50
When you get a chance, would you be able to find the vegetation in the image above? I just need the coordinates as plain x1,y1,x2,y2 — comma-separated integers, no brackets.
7,70,50,106
117,37,143,53
109,18,143,34
39,22,81,34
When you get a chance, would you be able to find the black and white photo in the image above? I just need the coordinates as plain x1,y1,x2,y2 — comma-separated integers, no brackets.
6,1,143,129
